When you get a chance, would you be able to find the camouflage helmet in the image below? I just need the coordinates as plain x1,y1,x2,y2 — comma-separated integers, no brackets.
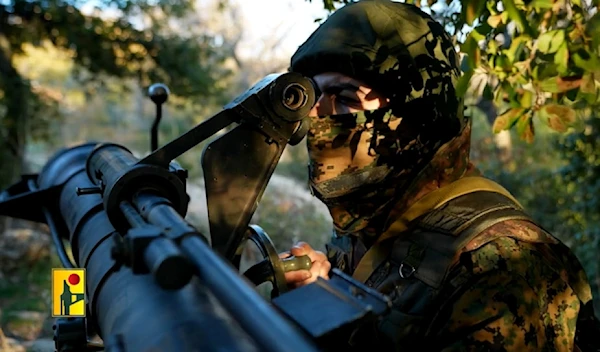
290,0,469,234
292,0,464,129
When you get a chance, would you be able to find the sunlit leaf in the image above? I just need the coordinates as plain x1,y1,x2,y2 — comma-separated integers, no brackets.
487,39,499,54
464,0,486,26
520,90,534,108
580,74,596,94
537,30,565,54
539,76,582,93
487,14,503,28
515,112,535,143
492,107,527,133
456,69,474,98
514,60,530,74
460,35,481,69
573,50,600,72
530,0,554,9
486,0,498,15
554,43,569,75
503,0,534,36
471,23,493,41
585,12,600,47
538,104,577,132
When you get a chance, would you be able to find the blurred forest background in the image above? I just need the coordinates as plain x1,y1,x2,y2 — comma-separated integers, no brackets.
0,0,599,350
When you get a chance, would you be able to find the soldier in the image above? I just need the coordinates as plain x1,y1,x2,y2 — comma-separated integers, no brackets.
280,1,599,350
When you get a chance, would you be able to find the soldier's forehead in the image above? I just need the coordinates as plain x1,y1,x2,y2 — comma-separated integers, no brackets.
313,72,369,88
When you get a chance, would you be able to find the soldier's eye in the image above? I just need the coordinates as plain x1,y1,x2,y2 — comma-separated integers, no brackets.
322,87,360,105
336,94,360,105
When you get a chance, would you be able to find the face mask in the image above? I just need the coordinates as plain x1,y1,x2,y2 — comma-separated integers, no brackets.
306,104,433,234
306,103,471,235
293,2,467,234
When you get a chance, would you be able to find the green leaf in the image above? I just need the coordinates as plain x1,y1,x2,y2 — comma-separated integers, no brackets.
505,36,528,63
503,0,534,36
578,91,597,105
486,1,498,15
461,34,478,55
538,76,582,93
515,112,535,143
464,0,486,26
497,55,511,71
473,22,493,41
487,14,503,28
520,90,534,108
573,50,600,72
487,40,499,54
536,62,560,81
537,30,565,54
514,73,529,85
532,65,540,80
540,77,561,92
483,84,494,100
460,35,481,69
492,107,526,133
554,43,569,75
538,104,577,133
499,81,515,104
580,74,596,94
530,0,554,9
456,70,474,98
513,61,530,74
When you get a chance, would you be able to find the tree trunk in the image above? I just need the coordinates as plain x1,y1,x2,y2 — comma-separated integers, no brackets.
0,46,28,190
0,44,29,233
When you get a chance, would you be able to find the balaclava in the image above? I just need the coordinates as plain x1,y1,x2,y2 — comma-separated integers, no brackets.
290,0,472,237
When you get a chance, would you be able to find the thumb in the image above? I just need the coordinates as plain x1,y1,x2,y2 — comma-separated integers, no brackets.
290,242,312,257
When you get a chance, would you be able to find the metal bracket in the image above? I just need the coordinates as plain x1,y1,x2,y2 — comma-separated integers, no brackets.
272,268,391,346
53,317,104,352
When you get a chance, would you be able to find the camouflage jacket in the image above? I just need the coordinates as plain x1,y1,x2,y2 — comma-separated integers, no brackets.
326,191,596,351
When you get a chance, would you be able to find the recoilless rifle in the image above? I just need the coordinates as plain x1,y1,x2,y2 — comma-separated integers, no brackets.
0,73,392,352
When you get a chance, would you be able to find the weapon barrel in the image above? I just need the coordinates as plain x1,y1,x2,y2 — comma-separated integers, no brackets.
38,144,259,352
133,192,319,352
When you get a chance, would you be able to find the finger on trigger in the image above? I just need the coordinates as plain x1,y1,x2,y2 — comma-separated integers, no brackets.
319,260,331,280
314,251,328,262
284,270,311,283
309,260,322,277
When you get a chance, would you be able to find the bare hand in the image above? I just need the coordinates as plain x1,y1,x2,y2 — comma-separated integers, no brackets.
279,242,331,289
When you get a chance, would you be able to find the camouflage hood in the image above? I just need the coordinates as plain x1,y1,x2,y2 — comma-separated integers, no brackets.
290,1,472,237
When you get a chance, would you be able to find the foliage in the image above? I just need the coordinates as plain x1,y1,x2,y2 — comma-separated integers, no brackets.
0,0,232,188
310,0,600,312
470,108,600,315
315,0,599,142
1,0,228,96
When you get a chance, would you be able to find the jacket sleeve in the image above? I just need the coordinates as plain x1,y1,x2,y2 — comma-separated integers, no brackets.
429,236,587,352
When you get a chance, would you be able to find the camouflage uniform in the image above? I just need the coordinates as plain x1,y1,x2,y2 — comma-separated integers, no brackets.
290,1,598,350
